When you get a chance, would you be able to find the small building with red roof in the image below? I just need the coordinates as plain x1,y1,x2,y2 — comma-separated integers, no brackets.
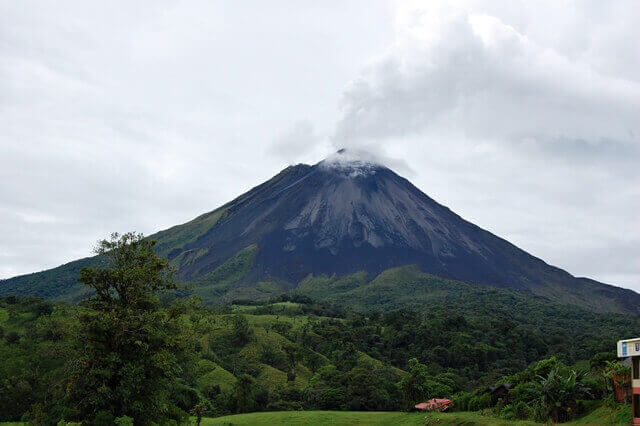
414,398,452,412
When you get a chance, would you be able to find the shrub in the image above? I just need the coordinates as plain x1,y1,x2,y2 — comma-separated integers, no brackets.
93,410,115,426
468,393,492,411
6,331,20,344
114,416,134,426
35,302,54,317
266,400,303,411
500,401,531,420
451,391,472,411
530,367,592,423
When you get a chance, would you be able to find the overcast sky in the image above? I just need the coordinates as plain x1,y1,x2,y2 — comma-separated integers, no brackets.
1,0,639,292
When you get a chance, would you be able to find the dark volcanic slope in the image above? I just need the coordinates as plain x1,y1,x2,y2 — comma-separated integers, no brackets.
175,158,526,284
2,151,639,314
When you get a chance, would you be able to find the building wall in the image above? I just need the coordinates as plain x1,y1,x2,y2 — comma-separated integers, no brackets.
618,339,640,357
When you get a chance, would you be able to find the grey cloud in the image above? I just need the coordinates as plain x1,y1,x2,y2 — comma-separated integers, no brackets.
334,9,640,147
0,0,392,279
332,1,640,291
1,0,638,293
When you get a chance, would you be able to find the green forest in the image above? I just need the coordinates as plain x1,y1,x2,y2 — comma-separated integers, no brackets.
0,233,636,424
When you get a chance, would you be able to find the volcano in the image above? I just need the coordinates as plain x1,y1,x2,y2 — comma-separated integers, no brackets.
2,150,639,314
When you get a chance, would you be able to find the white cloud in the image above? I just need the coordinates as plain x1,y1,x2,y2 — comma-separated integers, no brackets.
332,0,640,290
0,0,392,278
0,0,638,292
335,2,640,146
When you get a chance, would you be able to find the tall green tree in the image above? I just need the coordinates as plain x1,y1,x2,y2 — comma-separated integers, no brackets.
232,374,256,413
65,232,192,423
399,358,452,410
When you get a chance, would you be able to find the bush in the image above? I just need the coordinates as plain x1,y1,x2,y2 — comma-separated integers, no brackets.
468,392,492,411
424,379,452,399
172,384,200,412
451,391,472,411
266,401,303,411
3,295,18,304
530,367,592,422
510,381,538,405
500,401,531,420
203,384,222,400
6,331,20,344
590,352,617,370
93,410,115,425
114,416,134,426
35,302,54,317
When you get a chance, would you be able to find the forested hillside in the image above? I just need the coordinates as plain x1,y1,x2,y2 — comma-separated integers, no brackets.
1,234,636,424
1,292,637,423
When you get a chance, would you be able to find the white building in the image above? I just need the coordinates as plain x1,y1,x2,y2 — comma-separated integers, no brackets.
617,337,640,425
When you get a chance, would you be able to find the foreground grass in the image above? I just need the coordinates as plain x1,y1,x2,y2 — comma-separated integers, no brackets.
202,411,538,425
569,403,631,425
0,405,630,425
201,405,631,426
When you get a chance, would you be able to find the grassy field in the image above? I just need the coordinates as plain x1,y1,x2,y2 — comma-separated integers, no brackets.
202,411,536,425
569,403,632,425
0,405,630,425
200,405,631,426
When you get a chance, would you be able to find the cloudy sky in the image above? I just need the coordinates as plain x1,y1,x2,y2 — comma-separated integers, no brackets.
1,0,639,291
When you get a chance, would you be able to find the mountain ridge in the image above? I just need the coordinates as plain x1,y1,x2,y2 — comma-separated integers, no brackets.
1,151,638,315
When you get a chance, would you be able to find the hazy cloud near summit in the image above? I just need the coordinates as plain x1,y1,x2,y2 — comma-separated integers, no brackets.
331,0,640,289
1,0,639,291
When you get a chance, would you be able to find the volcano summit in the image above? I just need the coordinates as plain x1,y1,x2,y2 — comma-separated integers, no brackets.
2,150,639,315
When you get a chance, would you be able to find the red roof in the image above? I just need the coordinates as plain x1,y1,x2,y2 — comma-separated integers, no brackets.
414,399,452,411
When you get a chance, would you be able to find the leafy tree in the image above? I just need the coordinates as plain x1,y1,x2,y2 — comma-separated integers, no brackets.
34,301,54,317
398,358,451,409
283,344,299,382
232,374,256,413
231,315,252,345
193,403,206,426
306,352,323,373
64,232,192,423
590,351,617,371
303,365,348,410
331,342,359,372
530,367,592,422
341,367,399,410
